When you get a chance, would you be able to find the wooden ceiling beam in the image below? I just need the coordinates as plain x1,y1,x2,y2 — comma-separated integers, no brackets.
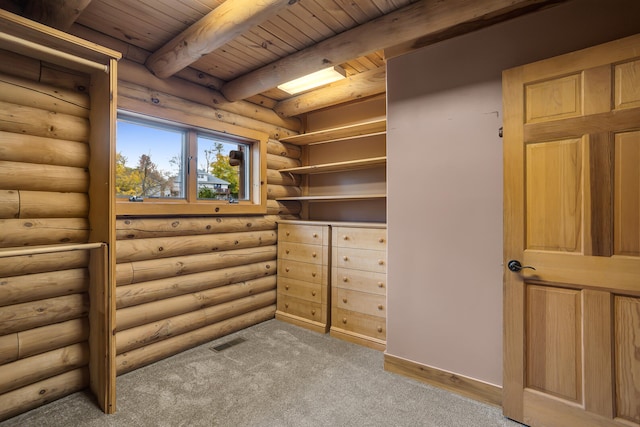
274,67,386,118
24,0,92,31
221,0,565,102
146,0,298,79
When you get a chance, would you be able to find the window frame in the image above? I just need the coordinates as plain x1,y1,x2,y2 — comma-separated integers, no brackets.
115,110,267,216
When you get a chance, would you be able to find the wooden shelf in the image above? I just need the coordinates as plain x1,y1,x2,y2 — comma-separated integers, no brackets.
276,194,386,202
280,119,386,145
279,156,386,174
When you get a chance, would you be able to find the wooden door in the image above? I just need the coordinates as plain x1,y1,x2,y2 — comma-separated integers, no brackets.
503,33,640,427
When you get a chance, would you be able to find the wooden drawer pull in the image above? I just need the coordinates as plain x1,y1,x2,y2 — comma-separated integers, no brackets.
379,238,385,243
342,318,347,324
377,326,383,333
343,298,348,303
378,282,384,288
284,303,289,308
378,304,384,310
285,231,290,236
311,291,316,296
343,256,348,261
285,267,290,272
311,272,317,277
343,235,349,240
378,259,384,265
285,249,290,254
311,309,316,315
312,252,317,258
343,276,348,282
313,233,318,238
285,285,289,290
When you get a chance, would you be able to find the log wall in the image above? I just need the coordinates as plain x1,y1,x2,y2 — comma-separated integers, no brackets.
0,49,96,421
113,137,303,374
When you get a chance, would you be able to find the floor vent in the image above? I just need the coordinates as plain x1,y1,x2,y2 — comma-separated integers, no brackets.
210,337,246,352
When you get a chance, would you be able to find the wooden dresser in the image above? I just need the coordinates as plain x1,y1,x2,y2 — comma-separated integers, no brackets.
330,223,387,350
275,221,330,333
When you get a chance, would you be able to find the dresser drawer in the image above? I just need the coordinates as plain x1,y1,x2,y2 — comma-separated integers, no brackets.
333,288,386,317
279,259,325,284
333,247,386,273
279,223,327,245
278,241,326,265
278,277,325,304
332,267,386,295
332,307,386,340
333,226,386,250
277,294,326,323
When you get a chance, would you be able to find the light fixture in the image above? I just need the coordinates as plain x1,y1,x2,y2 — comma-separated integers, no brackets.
277,66,347,95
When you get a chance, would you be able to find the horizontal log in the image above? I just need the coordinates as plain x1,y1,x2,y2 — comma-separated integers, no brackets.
0,268,88,307
18,318,89,361
24,0,92,31
0,250,88,277
0,367,88,422
119,59,301,132
0,333,18,365
39,62,91,93
116,306,275,375
0,100,89,142
0,131,89,167
266,199,301,216
116,229,277,263
0,72,90,118
0,218,89,248
266,138,302,159
0,293,88,335
116,261,276,313
0,48,40,82
118,82,297,141
116,246,277,286
0,190,89,219
267,184,302,199
0,342,89,395
266,169,301,186
0,190,18,219
266,153,301,170
116,287,276,353
19,191,89,219
115,215,277,240
0,160,89,193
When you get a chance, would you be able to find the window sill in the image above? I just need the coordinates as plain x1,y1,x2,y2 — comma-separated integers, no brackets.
116,199,267,216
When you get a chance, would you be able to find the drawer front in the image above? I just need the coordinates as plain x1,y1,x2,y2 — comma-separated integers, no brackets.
332,307,386,340
333,226,386,250
279,241,326,265
277,294,326,323
332,267,386,295
279,259,325,284
333,247,386,273
277,277,325,304
333,288,386,317
279,224,327,245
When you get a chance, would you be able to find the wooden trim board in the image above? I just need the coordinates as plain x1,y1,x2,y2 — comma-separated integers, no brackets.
384,353,502,407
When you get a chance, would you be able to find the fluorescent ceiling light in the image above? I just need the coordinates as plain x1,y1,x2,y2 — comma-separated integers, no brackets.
277,66,346,95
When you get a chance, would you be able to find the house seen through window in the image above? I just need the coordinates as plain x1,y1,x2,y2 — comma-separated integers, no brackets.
115,113,264,215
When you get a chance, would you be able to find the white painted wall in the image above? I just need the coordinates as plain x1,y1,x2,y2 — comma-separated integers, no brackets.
386,0,640,387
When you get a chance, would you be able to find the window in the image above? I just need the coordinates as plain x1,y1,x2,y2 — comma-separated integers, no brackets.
116,113,267,215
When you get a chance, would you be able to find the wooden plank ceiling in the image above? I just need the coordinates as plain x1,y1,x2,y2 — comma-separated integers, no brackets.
0,0,566,117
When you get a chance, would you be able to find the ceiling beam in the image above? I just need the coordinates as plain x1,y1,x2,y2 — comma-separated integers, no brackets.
24,0,92,31
146,0,297,79
274,67,386,118
221,0,564,102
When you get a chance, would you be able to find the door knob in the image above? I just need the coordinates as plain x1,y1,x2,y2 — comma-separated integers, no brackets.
507,260,536,272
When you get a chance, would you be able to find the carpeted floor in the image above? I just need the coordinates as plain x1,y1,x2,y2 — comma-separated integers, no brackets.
1,319,521,427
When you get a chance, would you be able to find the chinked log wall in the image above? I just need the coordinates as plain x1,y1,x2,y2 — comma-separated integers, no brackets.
0,49,94,421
